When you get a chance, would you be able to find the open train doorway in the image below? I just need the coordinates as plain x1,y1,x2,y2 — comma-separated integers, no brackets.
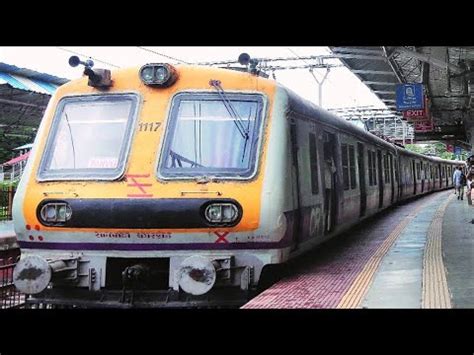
323,132,338,234
357,143,366,217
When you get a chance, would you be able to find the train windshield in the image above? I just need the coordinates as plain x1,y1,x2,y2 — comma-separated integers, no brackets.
38,94,139,180
159,92,265,179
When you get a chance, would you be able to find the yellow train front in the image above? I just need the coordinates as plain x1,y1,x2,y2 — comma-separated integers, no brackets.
11,61,292,307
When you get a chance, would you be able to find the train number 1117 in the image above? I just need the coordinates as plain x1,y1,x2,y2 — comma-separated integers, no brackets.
138,122,161,132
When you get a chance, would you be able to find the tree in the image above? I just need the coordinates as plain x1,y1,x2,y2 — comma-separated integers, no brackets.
404,143,455,160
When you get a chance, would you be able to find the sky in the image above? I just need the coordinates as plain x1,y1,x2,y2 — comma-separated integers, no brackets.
0,46,385,109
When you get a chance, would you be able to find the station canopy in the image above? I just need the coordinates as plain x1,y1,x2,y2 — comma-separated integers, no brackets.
0,62,68,127
329,46,474,150
0,62,69,162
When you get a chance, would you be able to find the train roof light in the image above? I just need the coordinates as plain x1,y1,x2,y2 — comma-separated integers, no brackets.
139,63,178,87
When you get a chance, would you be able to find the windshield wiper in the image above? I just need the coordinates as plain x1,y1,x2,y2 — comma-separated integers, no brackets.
64,112,76,169
169,150,204,168
209,80,249,141
209,79,252,162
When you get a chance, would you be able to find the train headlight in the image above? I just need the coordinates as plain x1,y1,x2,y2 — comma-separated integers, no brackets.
204,203,239,224
139,63,178,87
39,202,72,224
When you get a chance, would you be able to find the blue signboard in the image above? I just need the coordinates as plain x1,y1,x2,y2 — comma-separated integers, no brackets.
454,146,462,155
396,84,424,111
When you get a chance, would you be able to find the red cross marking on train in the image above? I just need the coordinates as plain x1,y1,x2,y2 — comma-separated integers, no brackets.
126,174,153,198
214,231,230,243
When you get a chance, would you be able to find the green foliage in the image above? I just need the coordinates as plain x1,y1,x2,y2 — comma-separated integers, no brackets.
0,126,36,163
405,144,425,154
0,180,19,189
405,143,457,160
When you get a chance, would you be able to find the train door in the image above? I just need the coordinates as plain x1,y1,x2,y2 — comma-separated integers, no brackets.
445,166,449,187
323,131,338,234
289,120,302,250
431,164,436,191
421,162,425,193
395,155,401,200
377,150,383,208
438,163,442,188
412,160,417,195
389,154,394,204
357,142,367,217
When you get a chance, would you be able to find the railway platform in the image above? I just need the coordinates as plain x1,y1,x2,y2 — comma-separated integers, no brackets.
243,189,474,309
0,220,18,250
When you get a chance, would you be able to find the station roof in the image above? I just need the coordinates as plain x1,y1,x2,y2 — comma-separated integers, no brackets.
0,62,68,128
0,63,69,163
2,151,30,166
329,46,474,150
13,143,34,151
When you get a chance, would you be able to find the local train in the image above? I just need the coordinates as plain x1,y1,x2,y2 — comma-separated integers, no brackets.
12,56,460,307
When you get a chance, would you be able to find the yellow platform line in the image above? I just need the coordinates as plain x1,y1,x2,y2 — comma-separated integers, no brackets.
422,194,453,309
337,193,442,309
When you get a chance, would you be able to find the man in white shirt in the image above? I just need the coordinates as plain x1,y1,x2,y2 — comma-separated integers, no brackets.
453,166,464,200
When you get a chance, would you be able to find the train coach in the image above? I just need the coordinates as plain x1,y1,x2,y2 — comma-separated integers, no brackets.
11,56,459,307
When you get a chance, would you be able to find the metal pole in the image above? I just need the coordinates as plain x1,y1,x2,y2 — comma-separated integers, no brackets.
310,68,330,107
402,122,406,145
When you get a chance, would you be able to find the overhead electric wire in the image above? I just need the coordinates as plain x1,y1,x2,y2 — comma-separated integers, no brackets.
56,47,121,68
136,47,191,64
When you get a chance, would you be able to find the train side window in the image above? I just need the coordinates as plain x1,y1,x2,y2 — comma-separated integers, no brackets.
349,145,356,189
309,133,319,194
416,162,421,180
341,143,349,190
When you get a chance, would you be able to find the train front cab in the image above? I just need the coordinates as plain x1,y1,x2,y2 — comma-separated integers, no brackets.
11,65,298,303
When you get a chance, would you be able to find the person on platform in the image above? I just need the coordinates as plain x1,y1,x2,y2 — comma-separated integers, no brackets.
466,172,474,224
453,166,464,200
466,172,473,205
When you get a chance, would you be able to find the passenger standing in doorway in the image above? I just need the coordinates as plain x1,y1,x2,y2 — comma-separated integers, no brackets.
466,172,474,224
324,156,337,232
466,172,473,206
453,166,464,200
